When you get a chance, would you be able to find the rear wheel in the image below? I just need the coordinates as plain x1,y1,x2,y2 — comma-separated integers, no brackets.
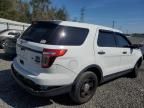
70,71,98,104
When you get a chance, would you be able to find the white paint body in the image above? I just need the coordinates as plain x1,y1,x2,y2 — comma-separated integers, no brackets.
13,21,142,86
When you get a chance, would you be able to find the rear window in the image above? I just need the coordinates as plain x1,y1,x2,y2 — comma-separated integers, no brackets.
21,22,89,45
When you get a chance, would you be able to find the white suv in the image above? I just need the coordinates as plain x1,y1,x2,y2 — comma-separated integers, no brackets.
11,21,143,104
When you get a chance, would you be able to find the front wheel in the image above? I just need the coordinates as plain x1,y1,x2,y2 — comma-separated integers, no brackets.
70,71,98,104
130,63,139,78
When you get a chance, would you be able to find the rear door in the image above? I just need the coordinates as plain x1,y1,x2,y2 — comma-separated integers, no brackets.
96,30,121,76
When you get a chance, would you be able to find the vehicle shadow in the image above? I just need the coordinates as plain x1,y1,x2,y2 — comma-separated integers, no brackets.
0,50,15,61
1,68,142,107
0,69,76,108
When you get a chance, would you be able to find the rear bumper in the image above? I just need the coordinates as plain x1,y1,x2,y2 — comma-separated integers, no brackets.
12,58,76,86
11,64,72,96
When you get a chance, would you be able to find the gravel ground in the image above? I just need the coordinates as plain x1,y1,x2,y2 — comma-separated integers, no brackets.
0,49,144,108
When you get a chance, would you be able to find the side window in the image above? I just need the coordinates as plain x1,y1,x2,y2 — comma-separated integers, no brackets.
97,30,116,47
115,33,130,47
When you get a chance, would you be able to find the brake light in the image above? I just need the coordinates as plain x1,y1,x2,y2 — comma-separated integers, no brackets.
42,49,67,68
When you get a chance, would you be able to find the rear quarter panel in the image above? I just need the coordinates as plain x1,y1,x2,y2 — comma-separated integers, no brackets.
16,23,97,84
53,25,97,76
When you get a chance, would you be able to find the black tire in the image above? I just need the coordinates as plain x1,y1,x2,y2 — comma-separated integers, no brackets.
130,63,139,78
70,71,98,104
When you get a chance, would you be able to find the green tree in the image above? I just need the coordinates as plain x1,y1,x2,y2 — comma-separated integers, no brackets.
17,0,31,22
30,0,69,21
0,0,18,20
0,0,69,22
30,0,51,20
55,6,69,20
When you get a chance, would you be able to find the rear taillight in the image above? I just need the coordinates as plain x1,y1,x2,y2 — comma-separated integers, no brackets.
41,49,67,68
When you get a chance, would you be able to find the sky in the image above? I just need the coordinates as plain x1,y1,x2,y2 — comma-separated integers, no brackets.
52,0,144,33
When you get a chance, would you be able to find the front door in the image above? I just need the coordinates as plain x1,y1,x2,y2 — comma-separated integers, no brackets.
114,33,134,70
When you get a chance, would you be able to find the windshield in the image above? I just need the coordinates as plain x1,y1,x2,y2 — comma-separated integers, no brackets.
21,22,89,46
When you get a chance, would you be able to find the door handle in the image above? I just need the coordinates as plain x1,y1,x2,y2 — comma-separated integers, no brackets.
98,51,106,55
122,51,127,54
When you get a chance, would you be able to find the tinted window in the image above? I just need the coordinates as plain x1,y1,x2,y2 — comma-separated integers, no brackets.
115,34,130,47
98,30,116,47
21,22,89,46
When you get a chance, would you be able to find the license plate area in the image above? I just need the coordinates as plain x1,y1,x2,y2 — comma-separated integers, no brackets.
16,44,42,68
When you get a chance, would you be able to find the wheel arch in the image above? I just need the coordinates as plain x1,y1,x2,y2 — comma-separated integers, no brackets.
74,64,103,85
136,57,143,68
